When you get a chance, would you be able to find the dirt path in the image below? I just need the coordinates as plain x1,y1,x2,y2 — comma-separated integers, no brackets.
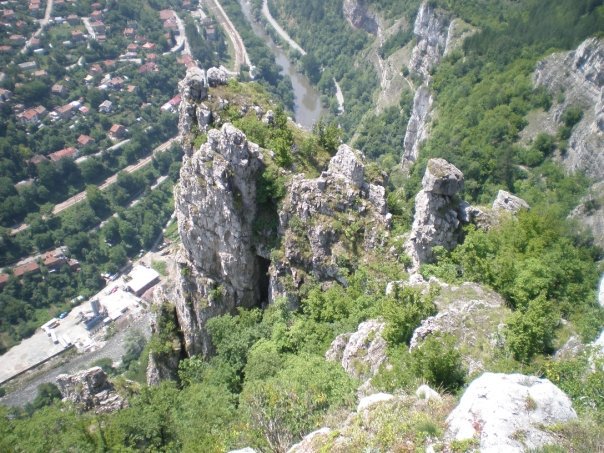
261,0,306,55
204,0,250,72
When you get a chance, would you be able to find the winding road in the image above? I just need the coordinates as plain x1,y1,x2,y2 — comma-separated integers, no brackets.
203,0,250,72
261,0,306,55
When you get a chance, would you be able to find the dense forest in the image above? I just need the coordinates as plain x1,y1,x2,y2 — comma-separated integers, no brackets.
1,0,603,451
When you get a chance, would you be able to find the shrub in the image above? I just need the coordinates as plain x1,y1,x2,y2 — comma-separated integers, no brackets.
411,333,466,391
382,286,437,346
504,295,559,363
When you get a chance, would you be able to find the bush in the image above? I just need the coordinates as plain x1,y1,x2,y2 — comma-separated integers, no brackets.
504,295,559,363
411,333,466,391
381,286,437,346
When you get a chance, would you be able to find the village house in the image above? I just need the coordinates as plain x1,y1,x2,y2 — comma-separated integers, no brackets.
160,94,181,113
123,27,135,39
139,61,158,73
18,61,37,72
91,10,103,21
90,20,105,34
55,103,75,120
66,14,79,25
49,146,78,162
99,100,113,113
109,124,127,140
19,105,46,125
71,30,85,42
29,154,49,166
159,10,174,21
51,83,67,97
77,134,95,147
9,34,25,45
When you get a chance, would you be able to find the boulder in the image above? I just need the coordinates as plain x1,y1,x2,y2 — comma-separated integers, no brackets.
287,428,332,453
325,320,387,380
446,372,577,452
492,190,530,213
56,367,127,414
328,144,365,187
206,66,228,87
415,384,441,402
357,392,394,412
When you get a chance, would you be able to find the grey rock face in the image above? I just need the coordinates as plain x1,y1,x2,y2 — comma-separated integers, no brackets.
328,144,365,187
274,145,390,295
406,158,464,268
446,373,577,452
206,66,228,87
409,2,450,79
422,158,464,195
56,367,127,414
402,3,452,170
172,123,266,356
533,38,603,243
492,189,530,213
343,0,379,35
325,319,387,381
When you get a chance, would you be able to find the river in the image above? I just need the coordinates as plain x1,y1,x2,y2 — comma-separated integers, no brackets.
240,0,325,129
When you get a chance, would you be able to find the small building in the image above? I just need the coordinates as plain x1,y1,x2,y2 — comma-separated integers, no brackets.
79,105,90,115
29,154,49,166
18,61,37,72
159,10,174,21
19,106,46,125
91,10,103,20
9,34,26,46
98,99,113,113
109,124,126,140
13,261,40,278
77,134,95,147
160,94,181,113
33,69,48,78
126,265,160,296
0,88,12,103
123,27,135,38
51,84,67,96
141,42,156,51
126,43,138,53
90,21,105,34
66,14,79,25
49,147,78,162
55,103,75,120
71,30,85,42
138,62,158,73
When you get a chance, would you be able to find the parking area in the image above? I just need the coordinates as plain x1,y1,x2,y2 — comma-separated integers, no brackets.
0,268,155,385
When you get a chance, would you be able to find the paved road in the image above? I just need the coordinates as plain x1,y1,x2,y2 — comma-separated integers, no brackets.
170,11,190,55
82,17,97,40
11,138,177,236
21,0,54,53
261,0,306,55
204,0,251,72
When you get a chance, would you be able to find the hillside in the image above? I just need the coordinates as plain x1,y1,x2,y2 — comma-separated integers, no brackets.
0,1,603,451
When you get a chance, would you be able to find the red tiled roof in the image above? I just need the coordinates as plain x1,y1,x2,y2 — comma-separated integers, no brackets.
49,147,77,161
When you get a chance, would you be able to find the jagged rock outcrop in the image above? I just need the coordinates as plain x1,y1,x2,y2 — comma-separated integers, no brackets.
56,367,127,414
343,0,379,35
533,39,603,165
325,319,387,381
492,189,530,213
446,373,577,452
178,67,229,153
272,145,390,295
405,158,464,269
409,282,509,374
171,123,266,357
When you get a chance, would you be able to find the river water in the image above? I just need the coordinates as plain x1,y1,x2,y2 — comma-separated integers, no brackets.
240,0,325,129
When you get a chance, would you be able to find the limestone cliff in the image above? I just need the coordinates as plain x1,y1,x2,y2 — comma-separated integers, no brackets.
533,37,603,180
401,3,452,171
149,69,391,374
343,0,380,36
271,144,391,299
